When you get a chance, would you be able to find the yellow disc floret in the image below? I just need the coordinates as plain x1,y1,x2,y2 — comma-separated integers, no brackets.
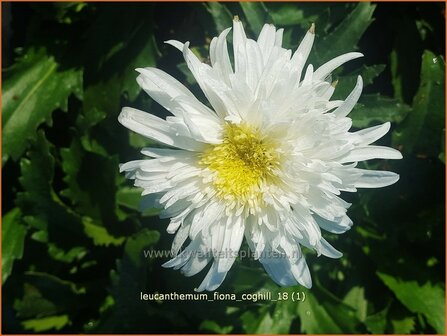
199,123,281,203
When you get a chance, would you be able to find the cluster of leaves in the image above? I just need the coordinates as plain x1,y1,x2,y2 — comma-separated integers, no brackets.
2,2,445,334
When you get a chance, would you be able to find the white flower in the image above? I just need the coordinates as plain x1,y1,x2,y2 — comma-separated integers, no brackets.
118,19,402,292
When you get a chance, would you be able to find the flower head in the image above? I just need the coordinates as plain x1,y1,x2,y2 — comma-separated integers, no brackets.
119,19,402,291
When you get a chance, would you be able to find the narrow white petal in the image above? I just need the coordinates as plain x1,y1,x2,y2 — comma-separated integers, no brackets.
333,76,363,118
196,262,228,292
259,248,297,286
214,27,233,81
181,42,229,118
257,24,276,64
318,238,343,258
170,224,190,256
140,147,182,158
314,52,363,81
181,236,213,277
119,159,145,173
216,216,245,273
290,256,312,288
136,67,192,109
352,122,391,145
314,215,353,234
302,64,314,86
275,28,284,47
162,237,201,269
354,169,400,188
340,145,403,163
233,18,248,75
165,39,183,51
118,107,203,151
291,25,315,76
245,39,263,91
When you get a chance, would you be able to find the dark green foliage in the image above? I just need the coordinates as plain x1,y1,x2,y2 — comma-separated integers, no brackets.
2,2,445,334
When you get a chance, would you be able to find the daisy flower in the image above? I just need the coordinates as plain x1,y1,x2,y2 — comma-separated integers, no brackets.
118,18,402,292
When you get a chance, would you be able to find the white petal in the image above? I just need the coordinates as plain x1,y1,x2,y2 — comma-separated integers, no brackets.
314,215,353,234
340,145,403,163
259,248,297,286
196,262,228,292
213,27,233,82
119,159,145,173
291,25,315,76
141,147,182,158
216,216,245,273
257,24,276,64
118,107,204,151
333,76,363,118
136,67,194,114
352,122,390,145
275,28,284,47
302,64,314,86
290,256,312,288
245,39,263,92
314,52,363,81
170,224,190,255
165,39,183,51
354,169,400,188
318,238,343,258
181,236,213,277
233,18,248,75
162,237,201,269
181,42,230,118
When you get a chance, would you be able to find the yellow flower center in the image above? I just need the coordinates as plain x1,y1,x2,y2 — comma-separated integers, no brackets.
199,123,281,203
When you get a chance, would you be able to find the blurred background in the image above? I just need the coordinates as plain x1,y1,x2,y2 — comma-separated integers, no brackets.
2,2,445,334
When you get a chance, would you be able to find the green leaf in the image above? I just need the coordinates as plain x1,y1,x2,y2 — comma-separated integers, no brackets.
350,94,411,128
83,218,125,247
205,2,233,34
116,187,143,211
128,131,157,149
116,187,161,217
269,299,295,333
22,314,70,332
343,286,368,322
31,2,87,24
199,320,233,334
269,4,308,27
240,2,271,34
240,302,293,334
297,284,361,333
254,309,275,333
96,229,160,332
378,272,445,334
390,16,424,104
60,139,120,223
315,3,375,62
297,290,343,333
47,245,87,264
240,310,259,333
15,271,85,320
2,48,82,162
393,51,445,156
16,131,86,251
2,208,27,283
365,304,390,334
392,316,415,334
